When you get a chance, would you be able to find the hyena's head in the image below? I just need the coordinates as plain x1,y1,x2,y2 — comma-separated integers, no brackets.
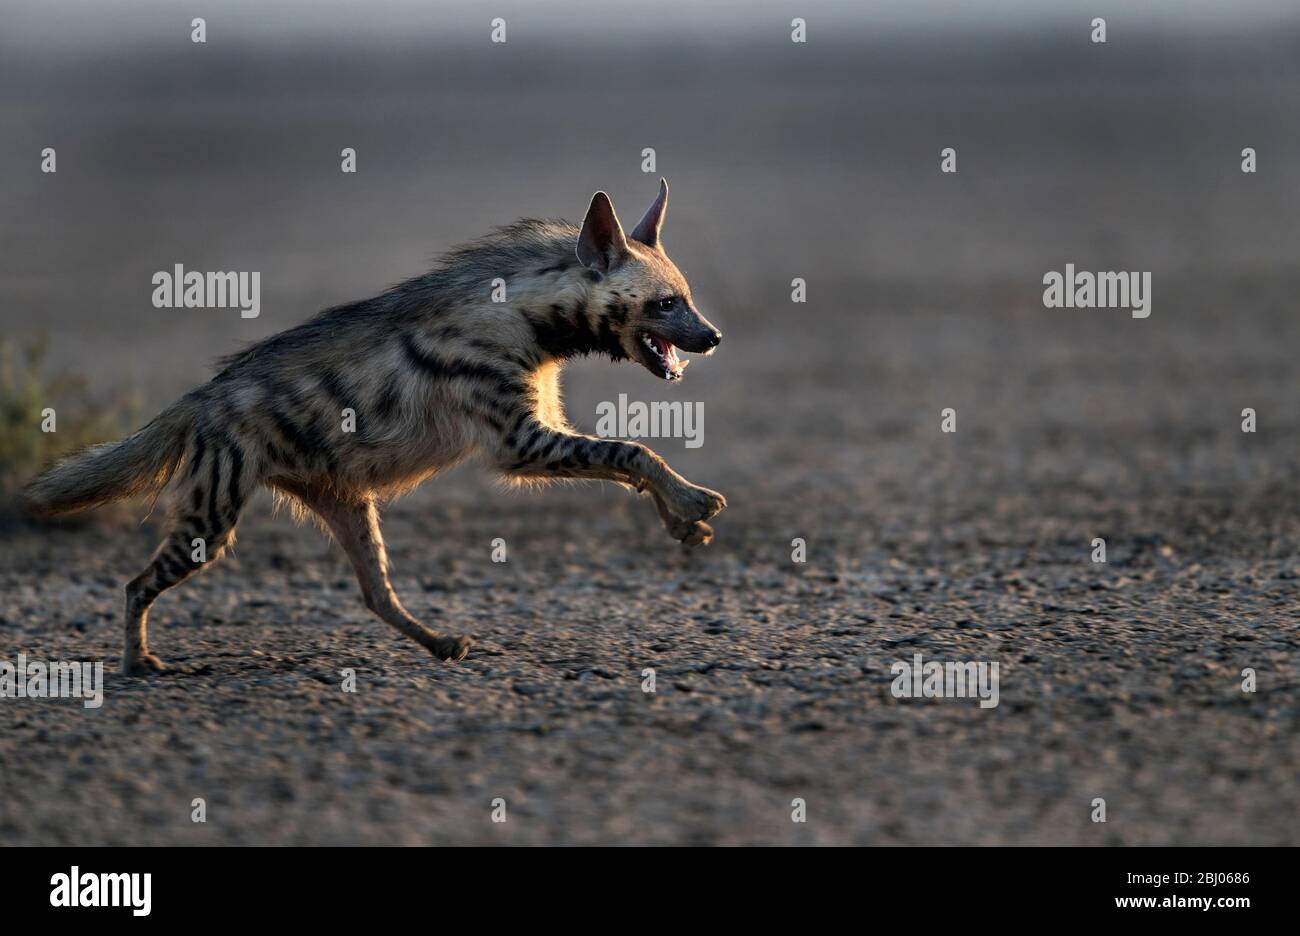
576,180,721,382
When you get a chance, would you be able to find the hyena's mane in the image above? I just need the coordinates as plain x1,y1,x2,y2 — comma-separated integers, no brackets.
213,218,585,377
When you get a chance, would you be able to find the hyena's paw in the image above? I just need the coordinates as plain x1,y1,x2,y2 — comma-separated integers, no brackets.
672,485,726,523
426,634,474,663
122,652,168,677
667,518,714,546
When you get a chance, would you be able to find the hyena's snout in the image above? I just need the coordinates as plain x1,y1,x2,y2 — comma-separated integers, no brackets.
698,328,722,352
675,318,721,355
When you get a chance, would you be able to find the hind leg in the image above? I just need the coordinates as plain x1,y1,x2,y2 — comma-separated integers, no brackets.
124,439,248,675
286,485,473,662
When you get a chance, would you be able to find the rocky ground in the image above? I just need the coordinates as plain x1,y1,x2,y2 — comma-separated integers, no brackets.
3,275,1299,845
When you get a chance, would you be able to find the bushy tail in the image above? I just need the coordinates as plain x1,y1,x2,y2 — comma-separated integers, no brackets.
19,400,193,516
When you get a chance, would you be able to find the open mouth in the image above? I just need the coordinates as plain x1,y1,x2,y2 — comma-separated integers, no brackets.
639,332,688,381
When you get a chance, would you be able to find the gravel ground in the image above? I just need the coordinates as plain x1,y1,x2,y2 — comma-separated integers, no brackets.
3,277,1299,845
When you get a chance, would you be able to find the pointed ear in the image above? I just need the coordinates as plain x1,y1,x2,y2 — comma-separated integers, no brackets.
630,178,668,248
576,192,629,270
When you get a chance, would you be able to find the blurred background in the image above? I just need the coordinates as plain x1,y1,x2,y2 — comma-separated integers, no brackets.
1,1,1299,844
3,0,1300,499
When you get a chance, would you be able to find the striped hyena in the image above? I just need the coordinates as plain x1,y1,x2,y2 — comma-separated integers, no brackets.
22,181,725,675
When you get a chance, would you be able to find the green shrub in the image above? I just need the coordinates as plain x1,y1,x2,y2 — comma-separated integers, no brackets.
0,335,139,499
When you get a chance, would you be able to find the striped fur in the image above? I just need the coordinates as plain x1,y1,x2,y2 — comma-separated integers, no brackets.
21,182,725,674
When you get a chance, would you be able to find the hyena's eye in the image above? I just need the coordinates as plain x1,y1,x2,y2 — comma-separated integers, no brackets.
656,297,676,314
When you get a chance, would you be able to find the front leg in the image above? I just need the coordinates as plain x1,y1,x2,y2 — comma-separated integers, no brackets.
649,488,715,545
497,419,725,539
